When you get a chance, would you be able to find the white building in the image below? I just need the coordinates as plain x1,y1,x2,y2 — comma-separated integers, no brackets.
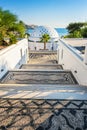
29,26,59,42
29,26,59,50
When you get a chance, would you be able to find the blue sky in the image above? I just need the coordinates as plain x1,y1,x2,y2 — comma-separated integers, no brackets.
0,0,87,27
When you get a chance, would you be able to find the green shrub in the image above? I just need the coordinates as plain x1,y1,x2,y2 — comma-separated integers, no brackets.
9,35,17,44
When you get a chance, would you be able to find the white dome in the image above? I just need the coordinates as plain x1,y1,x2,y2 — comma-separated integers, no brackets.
29,26,59,42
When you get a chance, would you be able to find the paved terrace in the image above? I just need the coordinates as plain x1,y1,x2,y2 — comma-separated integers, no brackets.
0,50,87,130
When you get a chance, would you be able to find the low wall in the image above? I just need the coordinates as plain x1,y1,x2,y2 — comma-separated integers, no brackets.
0,39,28,79
64,38,87,47
28,42,58,50
58,39,87,86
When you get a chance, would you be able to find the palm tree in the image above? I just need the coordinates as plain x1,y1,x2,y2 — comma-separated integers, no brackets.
40,34,50,49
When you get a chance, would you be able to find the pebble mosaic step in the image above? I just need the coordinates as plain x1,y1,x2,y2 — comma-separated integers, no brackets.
0,70,77,85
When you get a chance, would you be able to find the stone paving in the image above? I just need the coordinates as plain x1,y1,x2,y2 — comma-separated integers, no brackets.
0,99,87,130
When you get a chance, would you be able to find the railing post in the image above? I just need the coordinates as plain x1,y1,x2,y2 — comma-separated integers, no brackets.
84,43,87,65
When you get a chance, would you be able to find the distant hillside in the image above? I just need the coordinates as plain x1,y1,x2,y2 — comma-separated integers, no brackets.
25,24,38,29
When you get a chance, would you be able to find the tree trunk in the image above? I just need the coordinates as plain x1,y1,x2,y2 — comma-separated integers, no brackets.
44,42,46,50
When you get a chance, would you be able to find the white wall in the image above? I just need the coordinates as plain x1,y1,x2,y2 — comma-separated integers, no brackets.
64,38,87,46
58,39,87,86
28,42,58,50
0,39,28,79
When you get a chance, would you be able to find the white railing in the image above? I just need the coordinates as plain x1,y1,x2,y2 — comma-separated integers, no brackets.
58,39,87,86
84,43,87,64
28,42,58,51
0,39,28,79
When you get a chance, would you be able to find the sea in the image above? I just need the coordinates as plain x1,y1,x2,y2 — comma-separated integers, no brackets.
28,28,68,37
55,28,68,37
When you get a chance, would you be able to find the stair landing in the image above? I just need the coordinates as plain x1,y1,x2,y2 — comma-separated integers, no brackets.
20,64,63,70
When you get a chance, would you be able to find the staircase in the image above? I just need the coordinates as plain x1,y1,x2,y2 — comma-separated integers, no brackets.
1,50,78,85
0,50,87,130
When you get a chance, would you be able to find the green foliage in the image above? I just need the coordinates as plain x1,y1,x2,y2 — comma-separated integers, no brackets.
40,34,50,43
66,22,87,38
65,31,82,38
73,31,82,38
40,34,50,49
0,8,26,46
67,22,84,33
25,33,30,38
14,21,26,38
9,34,17,44
0,33,3,42
81,27,87,38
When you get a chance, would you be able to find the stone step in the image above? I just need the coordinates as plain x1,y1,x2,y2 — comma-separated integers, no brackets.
0,70,77,85
29,50,57,54
20,64,63,70
0,84,87,100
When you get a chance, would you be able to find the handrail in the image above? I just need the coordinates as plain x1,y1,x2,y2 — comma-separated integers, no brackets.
59,39,83,61
0,39,27,56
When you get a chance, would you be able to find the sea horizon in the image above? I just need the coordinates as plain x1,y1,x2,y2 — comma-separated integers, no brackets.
28,28,68,37
55,28,68,37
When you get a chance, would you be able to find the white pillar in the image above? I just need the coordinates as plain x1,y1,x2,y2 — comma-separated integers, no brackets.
84,43,87,65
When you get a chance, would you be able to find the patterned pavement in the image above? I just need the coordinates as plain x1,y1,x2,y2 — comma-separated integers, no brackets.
0,71,77,85
0,99,87,130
